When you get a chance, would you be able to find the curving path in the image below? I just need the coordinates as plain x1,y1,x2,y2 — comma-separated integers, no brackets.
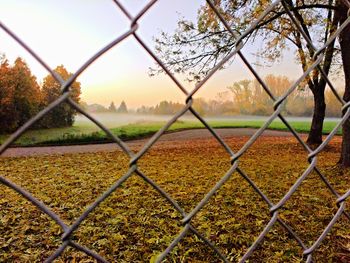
1,128,300,157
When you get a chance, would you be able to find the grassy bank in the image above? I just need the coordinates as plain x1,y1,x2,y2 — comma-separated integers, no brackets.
0,119,340,147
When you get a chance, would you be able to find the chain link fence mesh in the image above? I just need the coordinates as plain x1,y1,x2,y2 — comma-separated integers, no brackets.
0,0,350,262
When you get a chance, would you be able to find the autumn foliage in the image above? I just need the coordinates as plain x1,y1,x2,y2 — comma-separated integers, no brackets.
0,137,349,261
0,55,81,133
0,56,41,132
40,65,81,128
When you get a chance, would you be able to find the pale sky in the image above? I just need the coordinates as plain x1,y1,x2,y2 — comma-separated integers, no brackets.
0,0,303,108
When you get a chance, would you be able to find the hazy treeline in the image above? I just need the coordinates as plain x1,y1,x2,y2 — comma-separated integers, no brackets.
81,101,128,114
227,75,342,117
136,99,235,116
0,55,81,133
136,101,185,115
136,75,342,117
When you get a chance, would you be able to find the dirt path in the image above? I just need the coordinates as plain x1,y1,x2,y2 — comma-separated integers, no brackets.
1,128,301,157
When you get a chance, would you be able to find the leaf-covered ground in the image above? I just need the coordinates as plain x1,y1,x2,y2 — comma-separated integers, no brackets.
0,136,349,262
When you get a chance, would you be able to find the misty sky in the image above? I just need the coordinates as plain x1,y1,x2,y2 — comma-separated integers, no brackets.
0,0,306,108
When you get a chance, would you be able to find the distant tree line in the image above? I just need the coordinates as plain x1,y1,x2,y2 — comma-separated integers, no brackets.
136,99,237,116
227,75,342,117
0,55,81,133
136,75,342,117
80,101,128,113
136,101,184,115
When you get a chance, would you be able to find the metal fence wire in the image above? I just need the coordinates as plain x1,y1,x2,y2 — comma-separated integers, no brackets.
1,0,350,262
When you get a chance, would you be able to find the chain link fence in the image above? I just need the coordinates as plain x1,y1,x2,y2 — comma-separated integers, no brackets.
1,0,350,262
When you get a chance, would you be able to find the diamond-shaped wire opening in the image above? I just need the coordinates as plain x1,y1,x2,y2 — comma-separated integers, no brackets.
71,171,185,262
191,169,272,256
63,35,188,147
137,121,232,203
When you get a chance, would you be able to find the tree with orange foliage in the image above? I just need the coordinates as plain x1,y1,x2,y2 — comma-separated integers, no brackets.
0,55,14,132
0,55,41,133
40,65,81,128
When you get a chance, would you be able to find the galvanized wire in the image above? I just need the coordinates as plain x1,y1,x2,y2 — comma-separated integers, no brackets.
0,0,349,262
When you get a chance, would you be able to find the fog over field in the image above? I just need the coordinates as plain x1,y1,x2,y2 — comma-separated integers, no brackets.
75,113,172,128
75,113,341,129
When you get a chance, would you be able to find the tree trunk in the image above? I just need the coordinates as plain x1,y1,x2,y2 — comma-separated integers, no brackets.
341,112,350,167
307,88,326,145
338,1,350,167
305,5,338,146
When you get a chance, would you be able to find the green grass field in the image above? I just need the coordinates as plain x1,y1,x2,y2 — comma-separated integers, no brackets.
0,119,341,147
